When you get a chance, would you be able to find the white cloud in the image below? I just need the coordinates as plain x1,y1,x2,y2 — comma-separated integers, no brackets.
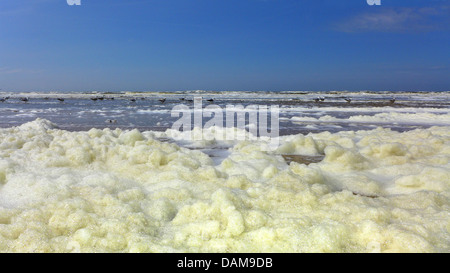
335,5,450,33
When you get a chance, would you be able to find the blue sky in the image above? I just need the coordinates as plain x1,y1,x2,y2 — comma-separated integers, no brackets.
0,0,449,92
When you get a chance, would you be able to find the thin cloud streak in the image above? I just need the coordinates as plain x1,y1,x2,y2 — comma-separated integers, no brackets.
0,67,43,75
0,67,23,74
335,5,450,33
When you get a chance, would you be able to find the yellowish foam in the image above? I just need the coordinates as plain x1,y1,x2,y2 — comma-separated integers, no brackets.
0,119,448,252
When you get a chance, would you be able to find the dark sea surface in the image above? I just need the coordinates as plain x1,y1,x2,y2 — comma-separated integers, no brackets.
0,90,448,135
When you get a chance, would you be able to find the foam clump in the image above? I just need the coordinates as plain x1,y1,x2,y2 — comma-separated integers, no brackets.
17,118,58,131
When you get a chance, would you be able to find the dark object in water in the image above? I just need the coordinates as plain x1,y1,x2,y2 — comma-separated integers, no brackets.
159,98,166,103
389,98,396,104
0,98,5,102
20,97,29,102
207,98,214,102
314,98,320,102
345,98,352,103
106,119,117,124
319,97,325,101
57,98,64,102
282,154,324,165
91,97,98,101
130,98,136,102
180,98,185,101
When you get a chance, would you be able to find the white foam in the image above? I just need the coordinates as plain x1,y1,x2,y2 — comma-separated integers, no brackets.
291,112,450,126
0,119,448,253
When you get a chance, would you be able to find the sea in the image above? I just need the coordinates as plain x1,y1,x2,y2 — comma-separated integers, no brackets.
1,90,449,133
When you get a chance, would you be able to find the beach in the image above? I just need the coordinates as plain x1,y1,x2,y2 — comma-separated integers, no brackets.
0,91,448,252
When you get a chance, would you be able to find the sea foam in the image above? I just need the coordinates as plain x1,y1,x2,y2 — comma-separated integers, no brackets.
0,119,448,252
